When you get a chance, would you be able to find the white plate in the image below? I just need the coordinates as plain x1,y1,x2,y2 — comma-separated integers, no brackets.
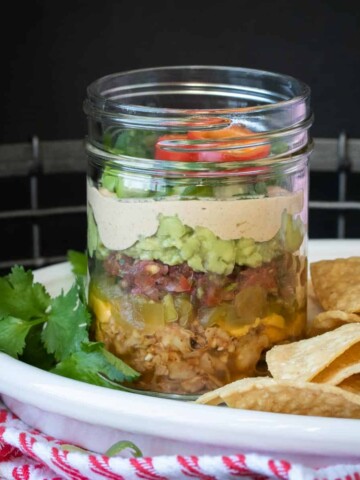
1,239,360,466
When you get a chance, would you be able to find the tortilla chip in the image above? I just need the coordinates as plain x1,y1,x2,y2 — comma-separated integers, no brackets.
339,374,360,395
266,323,360,384
307,310,360,337
310,257,360,313
194,389,224,406
196,377,360,419
312,342,360,385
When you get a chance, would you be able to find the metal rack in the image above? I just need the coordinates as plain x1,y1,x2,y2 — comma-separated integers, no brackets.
0,134,359,272
309,132,360,239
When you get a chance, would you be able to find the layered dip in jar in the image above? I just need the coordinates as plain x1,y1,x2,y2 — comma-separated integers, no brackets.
84,66,313,397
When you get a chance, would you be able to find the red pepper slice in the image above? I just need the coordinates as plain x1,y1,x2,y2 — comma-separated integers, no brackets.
188,125,271,162
155,134,198,162
154,125,271,164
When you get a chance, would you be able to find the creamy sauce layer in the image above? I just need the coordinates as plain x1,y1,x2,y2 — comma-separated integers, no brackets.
88,185,304,250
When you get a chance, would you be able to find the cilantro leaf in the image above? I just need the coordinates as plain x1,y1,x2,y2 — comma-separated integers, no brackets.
20,324,56,370
0,263,140,391
67,250,88,303
42,285,91,361
67,250,87,276
100,346,140,382
0,316,42,357
51,342,140,387
0,266,50,320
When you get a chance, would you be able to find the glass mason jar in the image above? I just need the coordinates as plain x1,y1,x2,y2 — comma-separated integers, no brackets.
83,66,313,397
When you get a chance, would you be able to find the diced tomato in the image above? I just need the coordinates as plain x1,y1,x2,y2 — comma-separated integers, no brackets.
177,275,192,292
163,274,192,293
201,285,223,307
155,134,198,162
239,263,278,293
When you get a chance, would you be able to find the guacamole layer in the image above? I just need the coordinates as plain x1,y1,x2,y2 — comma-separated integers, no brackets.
122,212,304,275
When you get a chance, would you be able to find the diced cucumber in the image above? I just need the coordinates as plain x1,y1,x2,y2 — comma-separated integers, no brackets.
214,184,248,198
271,140,289,155
181,185,213,197
101,173,118,192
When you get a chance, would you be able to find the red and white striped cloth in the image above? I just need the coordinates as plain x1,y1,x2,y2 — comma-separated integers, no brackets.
1,401,360,480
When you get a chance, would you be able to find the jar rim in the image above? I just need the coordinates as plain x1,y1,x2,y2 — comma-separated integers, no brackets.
85,65,310,118
84,66,312,171
86,140,313,178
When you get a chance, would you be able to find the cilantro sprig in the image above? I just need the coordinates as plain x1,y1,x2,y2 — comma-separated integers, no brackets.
0,253,139,389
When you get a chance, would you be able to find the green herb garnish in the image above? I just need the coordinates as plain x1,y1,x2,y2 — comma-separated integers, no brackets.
105,440,143,458
67,249,87,276
0,254,139,388
60,439,143,458
104,128,159,159
68,249,87,303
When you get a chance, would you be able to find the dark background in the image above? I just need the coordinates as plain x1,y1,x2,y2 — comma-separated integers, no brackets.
1,0,360,143
1,0,359,270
